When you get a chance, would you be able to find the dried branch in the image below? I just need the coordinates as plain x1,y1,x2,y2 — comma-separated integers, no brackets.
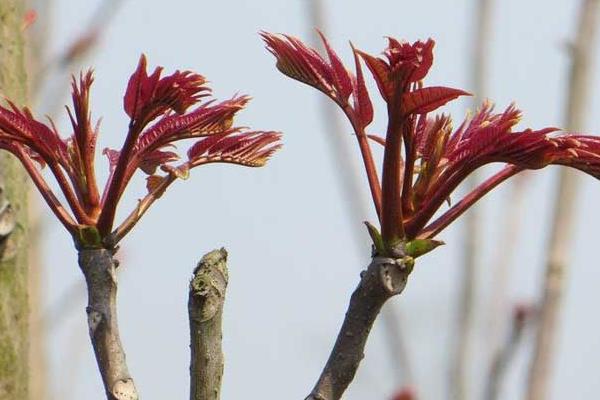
188,248,229,400
305,256,412,400
527,1,600,399
78,249,138,400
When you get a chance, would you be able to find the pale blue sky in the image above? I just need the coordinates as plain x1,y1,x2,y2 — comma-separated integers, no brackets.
35,1,600,399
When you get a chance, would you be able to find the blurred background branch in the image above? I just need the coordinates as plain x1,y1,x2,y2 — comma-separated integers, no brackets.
527,1,600,399
484,303,534,400
451,1,494,399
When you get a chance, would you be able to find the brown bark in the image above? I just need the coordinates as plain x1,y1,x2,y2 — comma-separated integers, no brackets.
188,248,228,400
78,249,138,400
305,256,411,400
0,1,30,399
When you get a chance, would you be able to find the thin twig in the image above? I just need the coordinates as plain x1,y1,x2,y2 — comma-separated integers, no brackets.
188,248,229,400
305,0,414,386
527,1,600,399
451,2,494,398
305,256,412,400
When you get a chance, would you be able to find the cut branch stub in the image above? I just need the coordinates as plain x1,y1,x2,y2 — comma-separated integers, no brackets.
189,248,229,400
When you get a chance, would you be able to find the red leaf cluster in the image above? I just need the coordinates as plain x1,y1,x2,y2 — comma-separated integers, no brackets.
0,55,281,247
263,31,600,254
261,31,374,130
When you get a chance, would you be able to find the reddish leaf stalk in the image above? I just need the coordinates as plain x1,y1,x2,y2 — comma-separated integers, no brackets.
401,121,417,215
13,148,77,230
405,169,467,238
350,121,383,220
418,165,521,238
97,120,143,236
381,116,406,246
108,173,176,247
47,161,95,225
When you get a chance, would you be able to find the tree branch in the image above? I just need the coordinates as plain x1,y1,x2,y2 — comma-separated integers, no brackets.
188,248,228,400
305,256,412,400
78,249,138,400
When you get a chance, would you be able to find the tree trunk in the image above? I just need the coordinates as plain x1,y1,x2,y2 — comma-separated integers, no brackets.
0,1,30,399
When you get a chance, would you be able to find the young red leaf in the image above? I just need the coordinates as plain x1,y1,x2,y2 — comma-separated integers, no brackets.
356,49,393,101
145,174,165,194
385,37,435,84
400,86,470,116
317,30,353,101
188,130,282,168
550,135,600,179
0,102,69,166
138,149,179,174
123,54,209,124
102,148,121,173
67,71,96,159
351,43,374,127
134,95,250,158
261,32,333,97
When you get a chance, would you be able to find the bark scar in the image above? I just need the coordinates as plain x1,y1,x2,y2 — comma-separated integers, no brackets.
0,198,15,238
111,378,138,400
86,308,103,335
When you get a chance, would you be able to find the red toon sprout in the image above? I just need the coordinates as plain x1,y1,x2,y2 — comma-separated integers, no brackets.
262,31,600,257
0,54,281,249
